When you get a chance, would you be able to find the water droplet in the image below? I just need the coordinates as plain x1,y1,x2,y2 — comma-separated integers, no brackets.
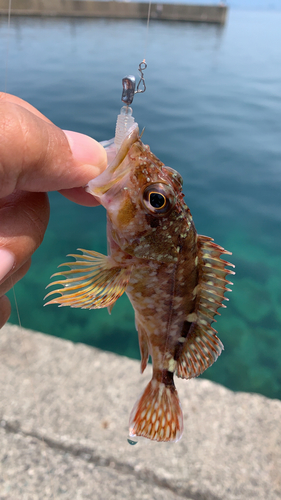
127,436,138,446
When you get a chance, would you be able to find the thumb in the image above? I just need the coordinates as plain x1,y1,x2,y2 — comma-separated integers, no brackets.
59,130,108,206
0,101,107,204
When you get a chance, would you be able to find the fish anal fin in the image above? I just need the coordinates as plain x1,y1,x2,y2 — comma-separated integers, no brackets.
44,249,132,310
176,324,223,379
136,322,149,374
129,376,183,442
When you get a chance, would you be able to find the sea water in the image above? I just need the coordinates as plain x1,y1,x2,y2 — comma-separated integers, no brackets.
1,10,281,399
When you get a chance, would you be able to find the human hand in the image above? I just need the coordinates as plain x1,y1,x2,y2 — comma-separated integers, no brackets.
0,93,107,328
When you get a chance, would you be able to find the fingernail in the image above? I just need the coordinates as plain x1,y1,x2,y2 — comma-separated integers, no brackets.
63,130,107,171
0,248,15,282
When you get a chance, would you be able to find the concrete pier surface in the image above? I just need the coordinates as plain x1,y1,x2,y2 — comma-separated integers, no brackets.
0,0,227,24
0,323,280,499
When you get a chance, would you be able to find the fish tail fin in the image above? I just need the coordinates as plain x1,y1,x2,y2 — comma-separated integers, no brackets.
129,373,183,442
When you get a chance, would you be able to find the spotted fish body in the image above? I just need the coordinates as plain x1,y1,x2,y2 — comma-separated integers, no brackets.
45,124,234,442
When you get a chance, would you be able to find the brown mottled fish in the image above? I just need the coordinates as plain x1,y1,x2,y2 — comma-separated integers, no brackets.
45,124,234,443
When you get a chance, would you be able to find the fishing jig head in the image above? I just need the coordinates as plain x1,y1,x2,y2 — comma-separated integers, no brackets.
115,61,147,150
121,61,147,106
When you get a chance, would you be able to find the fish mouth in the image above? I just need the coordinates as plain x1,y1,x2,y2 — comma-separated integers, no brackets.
86,124,139,198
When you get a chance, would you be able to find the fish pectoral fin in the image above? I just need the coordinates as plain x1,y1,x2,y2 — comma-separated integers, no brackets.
107,303,115,315
135,321,149,374
44,248,132,309
129,377,183,442
176,235,234,380
176,324,224,379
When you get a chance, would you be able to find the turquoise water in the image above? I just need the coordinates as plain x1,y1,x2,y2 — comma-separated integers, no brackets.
1,11,281,399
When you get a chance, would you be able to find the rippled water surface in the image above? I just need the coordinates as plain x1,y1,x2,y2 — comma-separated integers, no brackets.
1,10,281,398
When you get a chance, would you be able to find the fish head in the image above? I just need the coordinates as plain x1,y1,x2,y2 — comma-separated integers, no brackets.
87,125,192,263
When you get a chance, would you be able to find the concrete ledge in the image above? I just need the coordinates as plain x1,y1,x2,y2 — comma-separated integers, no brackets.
0,0,227,24
0,323,280,499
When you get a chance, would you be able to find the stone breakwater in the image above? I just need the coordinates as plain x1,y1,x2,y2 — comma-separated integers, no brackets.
0,323,280,499
0,0,227,24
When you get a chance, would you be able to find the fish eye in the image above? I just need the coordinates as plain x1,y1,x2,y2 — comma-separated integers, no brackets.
149,192,166,209
142,183,175,215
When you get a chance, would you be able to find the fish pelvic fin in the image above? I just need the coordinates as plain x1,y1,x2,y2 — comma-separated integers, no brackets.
44,249,132,309
176,235,234,379
129,371,183,442
135,321,149,374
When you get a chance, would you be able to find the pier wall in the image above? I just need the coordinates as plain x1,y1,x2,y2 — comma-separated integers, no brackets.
0,323,280,499
0,0,227,24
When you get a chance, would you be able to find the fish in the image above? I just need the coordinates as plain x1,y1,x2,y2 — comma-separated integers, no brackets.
45,124,234,442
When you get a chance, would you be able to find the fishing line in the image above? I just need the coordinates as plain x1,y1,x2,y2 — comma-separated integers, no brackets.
121,1,151,103
143,1,152,65
3,3,55,493
136,1,151,89
4,0,12,92
12,283,21,328
4,0,24,339
10,276,55,493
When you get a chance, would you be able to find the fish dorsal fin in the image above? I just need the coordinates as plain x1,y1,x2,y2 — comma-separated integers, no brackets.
176,236,234,380
45,249,132,309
